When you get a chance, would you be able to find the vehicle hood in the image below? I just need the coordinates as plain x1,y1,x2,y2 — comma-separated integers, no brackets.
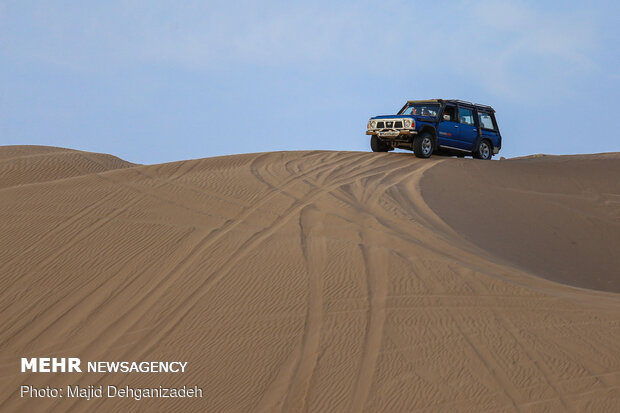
370,115,412,120
370,114,436,121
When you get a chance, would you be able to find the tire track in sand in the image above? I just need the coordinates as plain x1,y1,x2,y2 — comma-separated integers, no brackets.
254,205,327,413
281,205,326,412
348,219,389,413
255,156,439,413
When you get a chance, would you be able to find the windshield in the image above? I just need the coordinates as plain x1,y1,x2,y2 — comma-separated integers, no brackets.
399,103,440,117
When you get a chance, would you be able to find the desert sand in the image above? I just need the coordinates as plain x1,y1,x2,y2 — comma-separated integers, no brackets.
1,145,619,412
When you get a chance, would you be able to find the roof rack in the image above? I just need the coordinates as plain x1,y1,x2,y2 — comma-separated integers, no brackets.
446,99,474,106
445,99,495,112
406,99,441,104
405,99,495,112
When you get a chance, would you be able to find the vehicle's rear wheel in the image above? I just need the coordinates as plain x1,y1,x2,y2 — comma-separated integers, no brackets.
474,139,493,160
413,133,434,158
370,135,389,152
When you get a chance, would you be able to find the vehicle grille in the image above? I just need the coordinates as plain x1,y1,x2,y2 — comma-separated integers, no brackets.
372,119,408,130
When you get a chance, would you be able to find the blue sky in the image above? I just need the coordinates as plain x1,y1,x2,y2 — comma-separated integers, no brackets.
1,0,619,164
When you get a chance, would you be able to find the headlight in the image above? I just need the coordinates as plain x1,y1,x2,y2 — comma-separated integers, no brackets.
404,119,411,128
370,120,376,129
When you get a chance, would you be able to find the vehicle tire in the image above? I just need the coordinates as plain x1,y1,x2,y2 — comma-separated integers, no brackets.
413,133,434,158
370,135,389,152
474,139,493,160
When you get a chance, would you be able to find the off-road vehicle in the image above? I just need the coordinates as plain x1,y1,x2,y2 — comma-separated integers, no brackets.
366,99,501,159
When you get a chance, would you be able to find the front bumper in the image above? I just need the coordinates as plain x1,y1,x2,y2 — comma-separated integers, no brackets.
366,130,417,137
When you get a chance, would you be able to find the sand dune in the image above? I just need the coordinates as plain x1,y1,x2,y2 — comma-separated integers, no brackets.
0,145,135,189
421,153,620,293
1,146,619,412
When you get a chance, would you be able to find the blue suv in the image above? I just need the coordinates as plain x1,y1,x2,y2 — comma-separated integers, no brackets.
366,99,502,159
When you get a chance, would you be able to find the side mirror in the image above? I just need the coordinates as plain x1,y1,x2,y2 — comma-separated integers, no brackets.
443,114,451,121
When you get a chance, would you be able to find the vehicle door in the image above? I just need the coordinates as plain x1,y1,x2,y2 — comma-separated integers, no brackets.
436,104,461,148
455,105,478,150
478,111,501,149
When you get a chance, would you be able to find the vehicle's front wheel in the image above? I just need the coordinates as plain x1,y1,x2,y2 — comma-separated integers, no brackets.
474,139,493,160
370,135,389,152
413,133,434,158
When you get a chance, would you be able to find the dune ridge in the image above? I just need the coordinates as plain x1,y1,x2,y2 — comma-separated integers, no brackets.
0,146,619,412
0,145,136,189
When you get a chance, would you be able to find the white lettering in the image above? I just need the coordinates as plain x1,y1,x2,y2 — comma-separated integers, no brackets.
21,358,37,373
68,357,82,372
20,358,81,373
39,358,50,372
51,358,64,372
20,385,61,398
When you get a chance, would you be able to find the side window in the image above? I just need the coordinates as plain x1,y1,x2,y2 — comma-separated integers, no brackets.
478,113,496,130
459,107,474,125
442,105,456,121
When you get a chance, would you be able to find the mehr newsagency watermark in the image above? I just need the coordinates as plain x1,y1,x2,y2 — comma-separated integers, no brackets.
19,357,203,401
